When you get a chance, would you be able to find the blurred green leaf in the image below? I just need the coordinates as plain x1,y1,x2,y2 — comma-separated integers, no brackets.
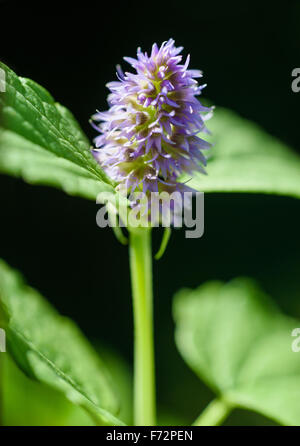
174,278,300,425
157,408,190,426
97,346,133,425
0,62,115,201
0,259,125,426
2,354,94,426
184,107,300,199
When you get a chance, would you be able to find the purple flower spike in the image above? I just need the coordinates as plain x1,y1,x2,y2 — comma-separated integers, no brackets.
91,39,213,220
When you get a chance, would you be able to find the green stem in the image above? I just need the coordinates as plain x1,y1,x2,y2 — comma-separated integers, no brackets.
193,398,232,426
129,227,156,426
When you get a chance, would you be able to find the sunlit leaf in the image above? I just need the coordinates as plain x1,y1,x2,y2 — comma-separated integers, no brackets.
0,62,115,201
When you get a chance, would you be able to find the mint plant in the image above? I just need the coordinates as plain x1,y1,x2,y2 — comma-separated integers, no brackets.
1,39,300,426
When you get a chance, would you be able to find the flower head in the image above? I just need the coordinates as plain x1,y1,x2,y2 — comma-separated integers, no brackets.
91,39,212,222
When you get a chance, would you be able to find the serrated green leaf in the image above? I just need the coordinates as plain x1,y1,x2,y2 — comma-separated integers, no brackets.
174,278,300,425
0,62,115,201
0,130,112,200
0,259,125,426
183,107,300,199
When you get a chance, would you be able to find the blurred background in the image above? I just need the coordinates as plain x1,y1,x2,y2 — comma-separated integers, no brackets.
0,0,300,425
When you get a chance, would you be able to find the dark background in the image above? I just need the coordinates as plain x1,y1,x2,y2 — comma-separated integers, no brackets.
1,1,300,424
